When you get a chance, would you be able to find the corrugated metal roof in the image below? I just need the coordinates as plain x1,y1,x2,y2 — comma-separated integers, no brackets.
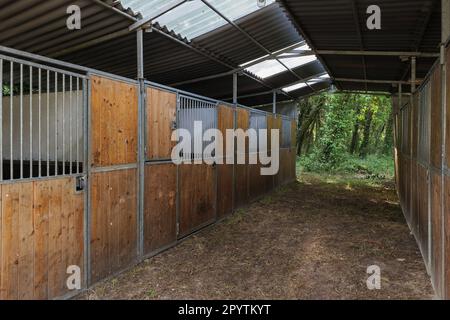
278,0,441,93
121,0,275,40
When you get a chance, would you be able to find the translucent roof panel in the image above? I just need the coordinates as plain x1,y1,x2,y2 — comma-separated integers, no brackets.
121,0,275,40
243,43,317,79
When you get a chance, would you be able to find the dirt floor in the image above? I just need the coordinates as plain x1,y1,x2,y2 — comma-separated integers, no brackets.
79,173,435,300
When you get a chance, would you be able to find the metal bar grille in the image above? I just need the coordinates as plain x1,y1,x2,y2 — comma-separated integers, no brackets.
0,54,86,182
178,95,217,162
418,80,431,164
281,118,292,149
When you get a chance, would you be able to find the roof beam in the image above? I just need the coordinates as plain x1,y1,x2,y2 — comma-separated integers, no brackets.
350,0,368,92
334,77,422,85
129,0,189,31
316,50,440,57
151,27,293,99
223,72,330,100
168,41,308,87
200,0,317,93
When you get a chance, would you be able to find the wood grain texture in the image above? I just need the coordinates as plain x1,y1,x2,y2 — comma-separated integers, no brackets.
417,165,429,264
179,165,215,238
235,109,249,208
0,178,84,300
430,66,442,169
146,88,177,160
430,172,442,296
91,75,138,167
446,47,450,168
217,105,234,218
144,164,177,255
90,169,137,284
445,176,450,298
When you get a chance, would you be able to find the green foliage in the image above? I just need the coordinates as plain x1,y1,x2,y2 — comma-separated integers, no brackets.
297,92,394,179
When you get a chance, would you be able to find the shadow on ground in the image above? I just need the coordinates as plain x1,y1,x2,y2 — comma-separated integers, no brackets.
79,174,434,300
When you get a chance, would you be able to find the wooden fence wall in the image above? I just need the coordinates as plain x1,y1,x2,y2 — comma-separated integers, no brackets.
394,44,450,299
0,73,297,300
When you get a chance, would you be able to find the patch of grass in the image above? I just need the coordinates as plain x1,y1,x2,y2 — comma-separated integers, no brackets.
146,288,157,299
226,209,246,225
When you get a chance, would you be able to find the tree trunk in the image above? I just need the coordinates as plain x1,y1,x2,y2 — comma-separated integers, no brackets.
359,108,373,158
349,122,360,154
384,109,394,154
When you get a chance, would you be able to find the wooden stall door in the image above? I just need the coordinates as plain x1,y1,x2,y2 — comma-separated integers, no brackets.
143,164,177,255
179,165,215,238
217,105,234,219
146,88,177,160
235,109,249,208
89,75,138,284
0,178,84,300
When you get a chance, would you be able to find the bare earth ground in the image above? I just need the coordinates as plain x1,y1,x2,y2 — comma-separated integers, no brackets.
79,173,435,300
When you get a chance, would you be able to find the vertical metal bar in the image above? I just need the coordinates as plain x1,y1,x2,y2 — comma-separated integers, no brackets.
76,77,80,174
137,29,145,258
47,70,50,177
20,63,23,179
38,68,41,178
272,90,277,114
55,72,58,176
69,76,73,175
233,73,238,105
10,61,13,180
29,66,33,178
411,57,417,93
0,58,3,181
62,74,65,175
83,77,90,289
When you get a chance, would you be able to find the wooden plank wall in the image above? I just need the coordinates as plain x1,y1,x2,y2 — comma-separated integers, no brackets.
146,88,177,160
90,76,138,167
235,109,249,208
273,117,282,188
179,165,215,238
217,105,234,219
395,47,450,298
0,178,84,300
90,169,137,284
143,164,177,255
89,75,138,284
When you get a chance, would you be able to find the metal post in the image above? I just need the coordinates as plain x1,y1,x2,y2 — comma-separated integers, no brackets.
272,91,277,114
440,0,449,299
137,29,145,259
233,73,238,105
411,57,417,93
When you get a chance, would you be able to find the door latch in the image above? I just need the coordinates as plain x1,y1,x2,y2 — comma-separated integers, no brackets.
76,176,86,192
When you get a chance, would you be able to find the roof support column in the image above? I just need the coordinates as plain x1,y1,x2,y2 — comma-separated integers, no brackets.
273,91,277,114
233,73,238,105
441,0,449,299
411,57,417,93
136,29,145,258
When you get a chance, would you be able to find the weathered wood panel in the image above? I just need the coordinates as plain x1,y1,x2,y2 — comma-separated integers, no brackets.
235,108,249,208
91,75,138,167
273,117,283,187
90,169,137,283
217,105,234,218
0,178,84,300
249,163,265,200
446,47,450,168
444,175,450,298
430,172,442,296
430,67,442,169
144,164,177,255
179,165,215,238
417,165,429,264
146,88,177,160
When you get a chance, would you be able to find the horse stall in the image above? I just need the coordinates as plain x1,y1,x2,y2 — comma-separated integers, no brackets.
394,43,450,299
0,52,297,300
